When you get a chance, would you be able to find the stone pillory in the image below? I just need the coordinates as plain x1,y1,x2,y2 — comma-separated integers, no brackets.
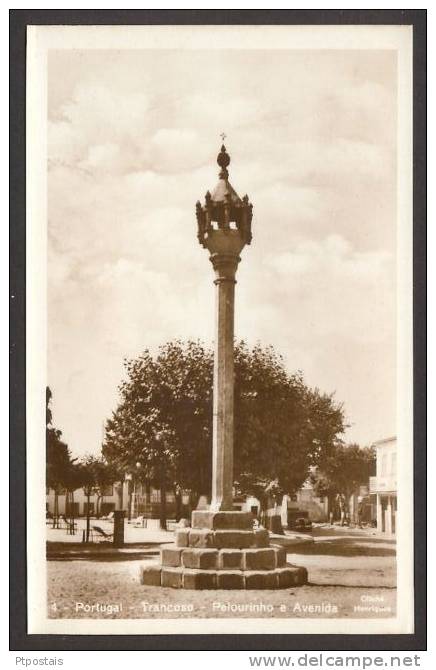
138,142,309,590
196,144,252,512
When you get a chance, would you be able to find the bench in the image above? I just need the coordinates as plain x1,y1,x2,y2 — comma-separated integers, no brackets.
91,525,113,541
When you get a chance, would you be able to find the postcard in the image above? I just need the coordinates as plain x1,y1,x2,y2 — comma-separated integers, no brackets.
25,23,414,636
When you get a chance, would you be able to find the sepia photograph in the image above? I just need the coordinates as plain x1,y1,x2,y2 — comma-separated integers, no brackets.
22,21,417,638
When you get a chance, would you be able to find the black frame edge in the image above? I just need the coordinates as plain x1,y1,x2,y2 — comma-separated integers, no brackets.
9,8,427,652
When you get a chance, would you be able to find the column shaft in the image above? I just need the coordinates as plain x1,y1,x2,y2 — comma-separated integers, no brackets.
376,494,383,532
211,273,236,510
386,496,393,535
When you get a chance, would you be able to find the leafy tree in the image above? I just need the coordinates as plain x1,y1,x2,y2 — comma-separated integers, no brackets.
62,459,83,530
103,341,213,528
77,455,120,541
46,386,73,527
103,340,345,527
233,343,344,523
309,443,376,520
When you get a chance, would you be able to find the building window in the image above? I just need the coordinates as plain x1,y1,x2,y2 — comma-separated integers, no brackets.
101,485,113,497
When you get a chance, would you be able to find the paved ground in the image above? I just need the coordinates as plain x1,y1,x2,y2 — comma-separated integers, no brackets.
47,525,396,619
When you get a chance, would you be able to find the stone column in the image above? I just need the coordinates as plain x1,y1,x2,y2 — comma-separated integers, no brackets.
195,144,251,513
376,494,383,532
210,252,240,511
386,495,392,535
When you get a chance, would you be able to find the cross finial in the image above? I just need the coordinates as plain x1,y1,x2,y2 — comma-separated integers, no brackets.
220,132,227,142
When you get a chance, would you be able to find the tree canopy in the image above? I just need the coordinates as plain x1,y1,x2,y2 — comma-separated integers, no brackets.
77,454,120,498
46,386,73,492
103,339,346,506
309,442,376,502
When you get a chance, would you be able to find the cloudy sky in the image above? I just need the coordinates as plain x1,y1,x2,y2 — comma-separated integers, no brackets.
47,48,397,457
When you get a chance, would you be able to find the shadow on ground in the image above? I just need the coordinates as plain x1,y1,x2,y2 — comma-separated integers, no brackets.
291,540,395,557
47,542,161,562
288,528,396,558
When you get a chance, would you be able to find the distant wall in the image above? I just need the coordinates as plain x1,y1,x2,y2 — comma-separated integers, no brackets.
284,490,329,523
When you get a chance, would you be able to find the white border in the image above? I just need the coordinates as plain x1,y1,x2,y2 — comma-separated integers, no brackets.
26,24,414,636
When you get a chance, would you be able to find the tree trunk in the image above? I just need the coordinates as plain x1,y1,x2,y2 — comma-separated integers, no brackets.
188,490,200,519
145,479,151,504
174,487,182,522
258,493,268,528
86,492,91,542
327,493,334,523
52,490,59,528
64,491,69,530
128,482,132,521
264,494,284,534
159,472,167,531
272,493,285,535
71,490,75,535
96,495,103,518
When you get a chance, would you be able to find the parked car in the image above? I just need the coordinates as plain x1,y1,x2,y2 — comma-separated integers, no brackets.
287,509,312,532
294,517,312,533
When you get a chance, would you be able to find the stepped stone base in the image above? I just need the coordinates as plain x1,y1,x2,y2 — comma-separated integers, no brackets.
139,511,309,590
140,563,308,590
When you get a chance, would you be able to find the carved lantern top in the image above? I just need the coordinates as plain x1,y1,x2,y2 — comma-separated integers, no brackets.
196,144,253,250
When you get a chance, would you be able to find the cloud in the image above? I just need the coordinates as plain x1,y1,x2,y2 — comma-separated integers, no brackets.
261,234,394,344
47,48,397,455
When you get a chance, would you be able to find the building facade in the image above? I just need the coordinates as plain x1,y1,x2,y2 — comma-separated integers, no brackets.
46,479,190,519
46,484,120,517
369,436,397,534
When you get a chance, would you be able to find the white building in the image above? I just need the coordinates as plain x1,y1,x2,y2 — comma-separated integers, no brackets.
46,480,189,519
285,482,329,523
369,436,397,535
46,483,120,517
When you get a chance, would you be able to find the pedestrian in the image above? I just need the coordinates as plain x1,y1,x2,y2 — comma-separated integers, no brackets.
338,494,346,526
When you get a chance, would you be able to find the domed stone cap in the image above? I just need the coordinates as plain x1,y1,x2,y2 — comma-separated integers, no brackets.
211,179,241,205
212,144,242,204
217,144,230,175
196,142,253,248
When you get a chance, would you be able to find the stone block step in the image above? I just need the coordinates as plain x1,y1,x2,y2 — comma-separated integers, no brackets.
214,530,255,549
139,563,308,590
161,544,287,570
176,527,271,549
191,510,254,530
